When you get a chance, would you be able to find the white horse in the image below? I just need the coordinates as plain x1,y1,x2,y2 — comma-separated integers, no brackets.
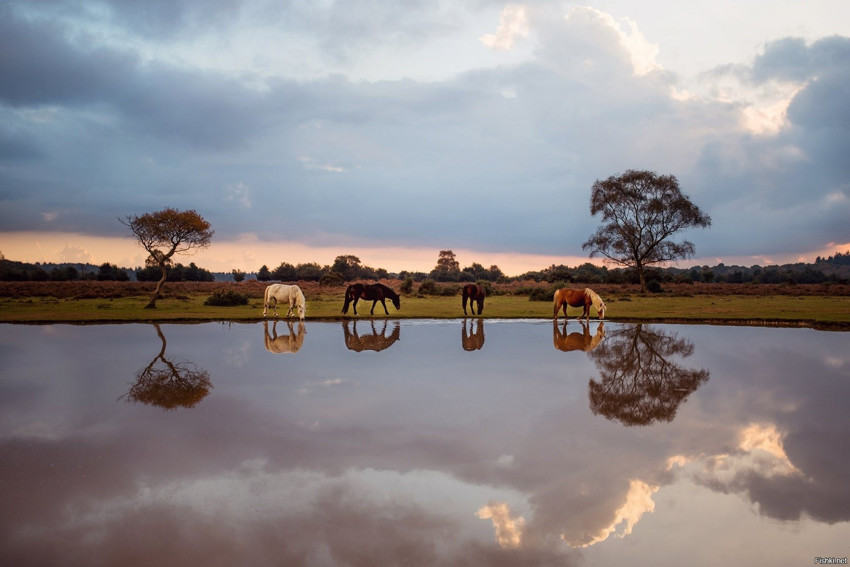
263,320,306,354
263,284,306,319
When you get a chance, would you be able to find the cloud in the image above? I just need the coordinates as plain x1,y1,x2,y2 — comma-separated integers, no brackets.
0,1,848,265
480,5,529,51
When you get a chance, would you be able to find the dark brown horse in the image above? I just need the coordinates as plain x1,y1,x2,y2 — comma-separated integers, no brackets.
553,287,606,321
342,283,401,315
462,283,485,316
343,320,400,352
461,318,485,351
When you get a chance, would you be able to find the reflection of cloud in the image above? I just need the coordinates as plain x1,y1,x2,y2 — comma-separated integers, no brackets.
668,423,802,494
564,480,658,548
476,502,525,549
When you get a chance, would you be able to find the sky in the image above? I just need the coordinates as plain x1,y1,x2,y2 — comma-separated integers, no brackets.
1,0,849,275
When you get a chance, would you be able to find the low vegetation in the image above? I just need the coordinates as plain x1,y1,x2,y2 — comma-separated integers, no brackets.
1,280,848,329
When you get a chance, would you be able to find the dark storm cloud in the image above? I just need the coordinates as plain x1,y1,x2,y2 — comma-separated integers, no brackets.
0,8,138,106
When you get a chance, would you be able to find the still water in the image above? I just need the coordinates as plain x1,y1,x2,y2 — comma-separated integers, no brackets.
1,320,848,566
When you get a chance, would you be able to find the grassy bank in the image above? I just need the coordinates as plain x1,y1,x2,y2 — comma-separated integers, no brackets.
1,280,848,329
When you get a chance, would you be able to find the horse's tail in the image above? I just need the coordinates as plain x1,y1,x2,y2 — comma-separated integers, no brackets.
263,285,271,314
342,286,352,314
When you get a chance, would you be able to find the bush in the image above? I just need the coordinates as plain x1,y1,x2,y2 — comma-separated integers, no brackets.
529,287,554,302
204,289,249,306
400,277,414,295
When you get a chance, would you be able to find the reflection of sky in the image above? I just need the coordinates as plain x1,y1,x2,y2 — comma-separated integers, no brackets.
0,321,848,565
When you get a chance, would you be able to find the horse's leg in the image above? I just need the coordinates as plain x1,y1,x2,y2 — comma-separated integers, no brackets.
353,297,359,315
379,298,389,315
462,294,468,316
286,296,294,318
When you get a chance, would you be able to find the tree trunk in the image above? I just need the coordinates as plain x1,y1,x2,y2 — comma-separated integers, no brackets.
145,264,168,308
637,264,647,293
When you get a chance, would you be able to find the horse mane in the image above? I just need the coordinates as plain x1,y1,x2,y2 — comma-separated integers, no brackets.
585,288,604,311
374,282,399,298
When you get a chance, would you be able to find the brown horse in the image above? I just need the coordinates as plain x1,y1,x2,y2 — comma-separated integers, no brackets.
553,287,606,321
462,283,486,316
553,320,605,352
342,283,401,315
461,318,485,351
343,320,400,352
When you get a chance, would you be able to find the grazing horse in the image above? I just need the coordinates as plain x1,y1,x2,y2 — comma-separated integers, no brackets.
263,320,306,354
553,320,605,352
461,318,485,351
553,287,606,321
343,320,400,352
462,283,486,316
342,283,401,315
263,284,306,319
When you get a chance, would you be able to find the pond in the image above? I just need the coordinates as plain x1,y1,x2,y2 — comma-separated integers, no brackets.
1,320,848,566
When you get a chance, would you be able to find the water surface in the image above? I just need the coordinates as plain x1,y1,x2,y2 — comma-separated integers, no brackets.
1,320,848,566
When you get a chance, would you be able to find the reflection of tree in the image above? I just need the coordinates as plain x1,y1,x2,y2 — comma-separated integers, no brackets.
462,318,485,351
343,320,400,352
264,320,306,354
121,324,212,410
588,324,709,426
553,321,605,352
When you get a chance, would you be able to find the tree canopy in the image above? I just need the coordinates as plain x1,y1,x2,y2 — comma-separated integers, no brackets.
122,208,213,307
582,170,711,291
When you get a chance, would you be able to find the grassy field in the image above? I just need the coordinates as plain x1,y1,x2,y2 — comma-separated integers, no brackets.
1,280,848,329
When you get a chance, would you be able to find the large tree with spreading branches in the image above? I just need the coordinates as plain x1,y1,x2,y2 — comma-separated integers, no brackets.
122,208,214,308
582,170,711,291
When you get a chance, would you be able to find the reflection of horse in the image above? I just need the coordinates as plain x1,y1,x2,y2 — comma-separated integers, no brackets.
462,283,485,315
553,287,606,321
263,320,306,354
553,321,605,352
342,283,401,315
263,284,306,319
343,320,401,352
462,318,485,351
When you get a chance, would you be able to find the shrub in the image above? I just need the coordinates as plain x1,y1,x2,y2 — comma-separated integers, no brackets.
529,287,554,302
204,289,249,306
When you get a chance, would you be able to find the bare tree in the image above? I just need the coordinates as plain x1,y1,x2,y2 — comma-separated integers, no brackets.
122,208,214,308
583,170,711,291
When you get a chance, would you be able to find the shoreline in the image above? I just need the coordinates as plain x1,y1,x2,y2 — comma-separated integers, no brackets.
3,316,847,331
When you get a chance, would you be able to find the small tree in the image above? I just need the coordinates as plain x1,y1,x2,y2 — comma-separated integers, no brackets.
582,170,711,292
432,250,460,281
231,269,246,283
257,265,272,281
122,208,214,308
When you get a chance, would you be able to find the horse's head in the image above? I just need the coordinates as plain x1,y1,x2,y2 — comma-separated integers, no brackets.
597,300,606,320
392,295,401,310
477,297,484,314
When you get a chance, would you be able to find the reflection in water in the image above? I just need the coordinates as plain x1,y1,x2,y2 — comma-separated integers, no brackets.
552,320,606,352
263,320,306,354
343,320,400,352
2,322,847,566
461,318,485,351
121,324,212,410
587,324,709,426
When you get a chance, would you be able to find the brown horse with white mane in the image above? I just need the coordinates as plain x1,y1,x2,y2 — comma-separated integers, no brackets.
553,287,606,321
462,283,485,316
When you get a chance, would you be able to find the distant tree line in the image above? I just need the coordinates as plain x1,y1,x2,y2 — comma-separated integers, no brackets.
135,262,214,282
3,250,848,286
0,258,213,282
